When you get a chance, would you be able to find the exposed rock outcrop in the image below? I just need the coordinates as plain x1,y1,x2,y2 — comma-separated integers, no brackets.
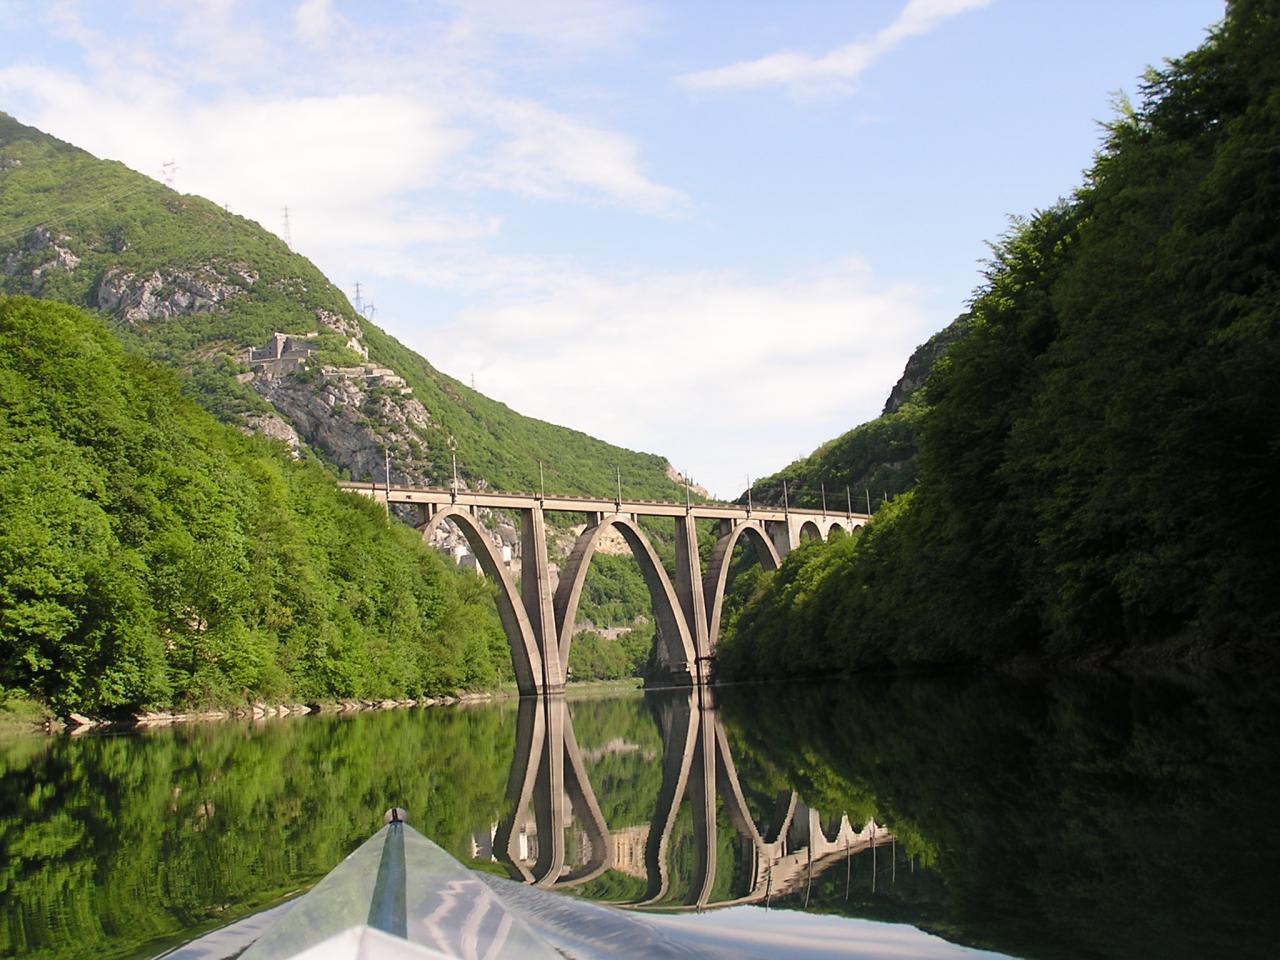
240,413,302,457
317,308,369,360
250,364,436,485
3,226,81,288
882,315,971,415
96,265,244,323
665,464,710,499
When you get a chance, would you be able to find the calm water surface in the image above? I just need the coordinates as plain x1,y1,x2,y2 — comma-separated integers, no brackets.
1,676,1276,959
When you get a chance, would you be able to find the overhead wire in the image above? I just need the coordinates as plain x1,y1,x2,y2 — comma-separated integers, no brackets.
0,177,156,247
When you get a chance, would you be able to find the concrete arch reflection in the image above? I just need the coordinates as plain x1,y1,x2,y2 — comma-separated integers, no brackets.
493,697,613,889
489,691,896,911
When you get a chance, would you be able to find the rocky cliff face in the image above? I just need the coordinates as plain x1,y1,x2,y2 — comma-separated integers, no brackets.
2,226,81,291
882,315,970,415
2,221,447,489
248,350,438,485
95,264,254,323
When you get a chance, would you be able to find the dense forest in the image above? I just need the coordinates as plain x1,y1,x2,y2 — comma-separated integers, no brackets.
718,0,1280,679
0,297,512,713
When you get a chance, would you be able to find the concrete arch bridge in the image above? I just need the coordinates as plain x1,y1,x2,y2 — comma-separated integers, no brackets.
340,482,867,694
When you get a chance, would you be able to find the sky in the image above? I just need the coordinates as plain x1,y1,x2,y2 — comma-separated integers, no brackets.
0,0,1226,498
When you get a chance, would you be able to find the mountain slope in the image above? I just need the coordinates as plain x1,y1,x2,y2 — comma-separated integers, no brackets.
0,112,685,502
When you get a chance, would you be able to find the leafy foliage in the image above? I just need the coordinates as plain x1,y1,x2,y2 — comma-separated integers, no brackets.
567,621,655,681
720,1,1280,676
574,553,654,627
0,297,510,711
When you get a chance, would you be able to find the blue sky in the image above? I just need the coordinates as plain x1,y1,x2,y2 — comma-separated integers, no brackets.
0,1,1225,496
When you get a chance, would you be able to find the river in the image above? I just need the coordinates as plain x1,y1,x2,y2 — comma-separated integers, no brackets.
0,675,1275,959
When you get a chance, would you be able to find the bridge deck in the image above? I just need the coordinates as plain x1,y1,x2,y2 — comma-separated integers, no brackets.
337,481,869,524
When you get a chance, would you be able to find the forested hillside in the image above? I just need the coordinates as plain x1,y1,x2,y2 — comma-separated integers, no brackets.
0,112,701,703
0,112,684,501
719,0,1280,678
0,297,510,713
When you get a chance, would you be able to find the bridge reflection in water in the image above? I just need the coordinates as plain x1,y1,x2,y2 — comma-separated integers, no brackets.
482,692,895,911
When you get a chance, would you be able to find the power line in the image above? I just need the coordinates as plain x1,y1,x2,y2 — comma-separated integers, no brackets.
0,179,153,246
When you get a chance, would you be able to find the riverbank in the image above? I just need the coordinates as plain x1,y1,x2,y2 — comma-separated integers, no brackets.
0,693,51,736
0,677,649,737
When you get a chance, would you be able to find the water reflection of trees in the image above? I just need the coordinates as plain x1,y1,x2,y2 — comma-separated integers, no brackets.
716,677,1280,960
6,675,1270,960
0,707,517,960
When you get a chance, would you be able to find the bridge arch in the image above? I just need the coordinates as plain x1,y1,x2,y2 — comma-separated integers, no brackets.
798,520,822,542
421,508,544,694
553,515,696,684
703,521,781,649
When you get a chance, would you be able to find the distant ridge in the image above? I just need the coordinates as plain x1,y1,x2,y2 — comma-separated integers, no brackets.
743,316,969,511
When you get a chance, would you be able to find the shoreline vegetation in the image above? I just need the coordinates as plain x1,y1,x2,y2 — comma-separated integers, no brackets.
0,297,515,718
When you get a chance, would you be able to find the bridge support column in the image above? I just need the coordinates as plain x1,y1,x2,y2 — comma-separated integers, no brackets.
674,516,711,680
521,507,565,693
765,519,795,560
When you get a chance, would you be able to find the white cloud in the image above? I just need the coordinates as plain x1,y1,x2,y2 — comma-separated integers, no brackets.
424,261,932,498
479,99,689,216
2,2,686,234
441,0,653,56
166,0,273,80
0,66,473,253
680,0,993,96
293,0,337,47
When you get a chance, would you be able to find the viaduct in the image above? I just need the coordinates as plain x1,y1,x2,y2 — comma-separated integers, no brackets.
340,482,868,695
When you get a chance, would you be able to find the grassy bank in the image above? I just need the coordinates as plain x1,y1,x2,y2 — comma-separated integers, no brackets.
0,693,52,736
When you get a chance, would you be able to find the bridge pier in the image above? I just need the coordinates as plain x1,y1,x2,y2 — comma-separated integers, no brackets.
521,506,565,693
674,516,711,672
765,519,794,560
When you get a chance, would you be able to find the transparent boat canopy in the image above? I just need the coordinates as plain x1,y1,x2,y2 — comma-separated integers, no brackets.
241,816,561,960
